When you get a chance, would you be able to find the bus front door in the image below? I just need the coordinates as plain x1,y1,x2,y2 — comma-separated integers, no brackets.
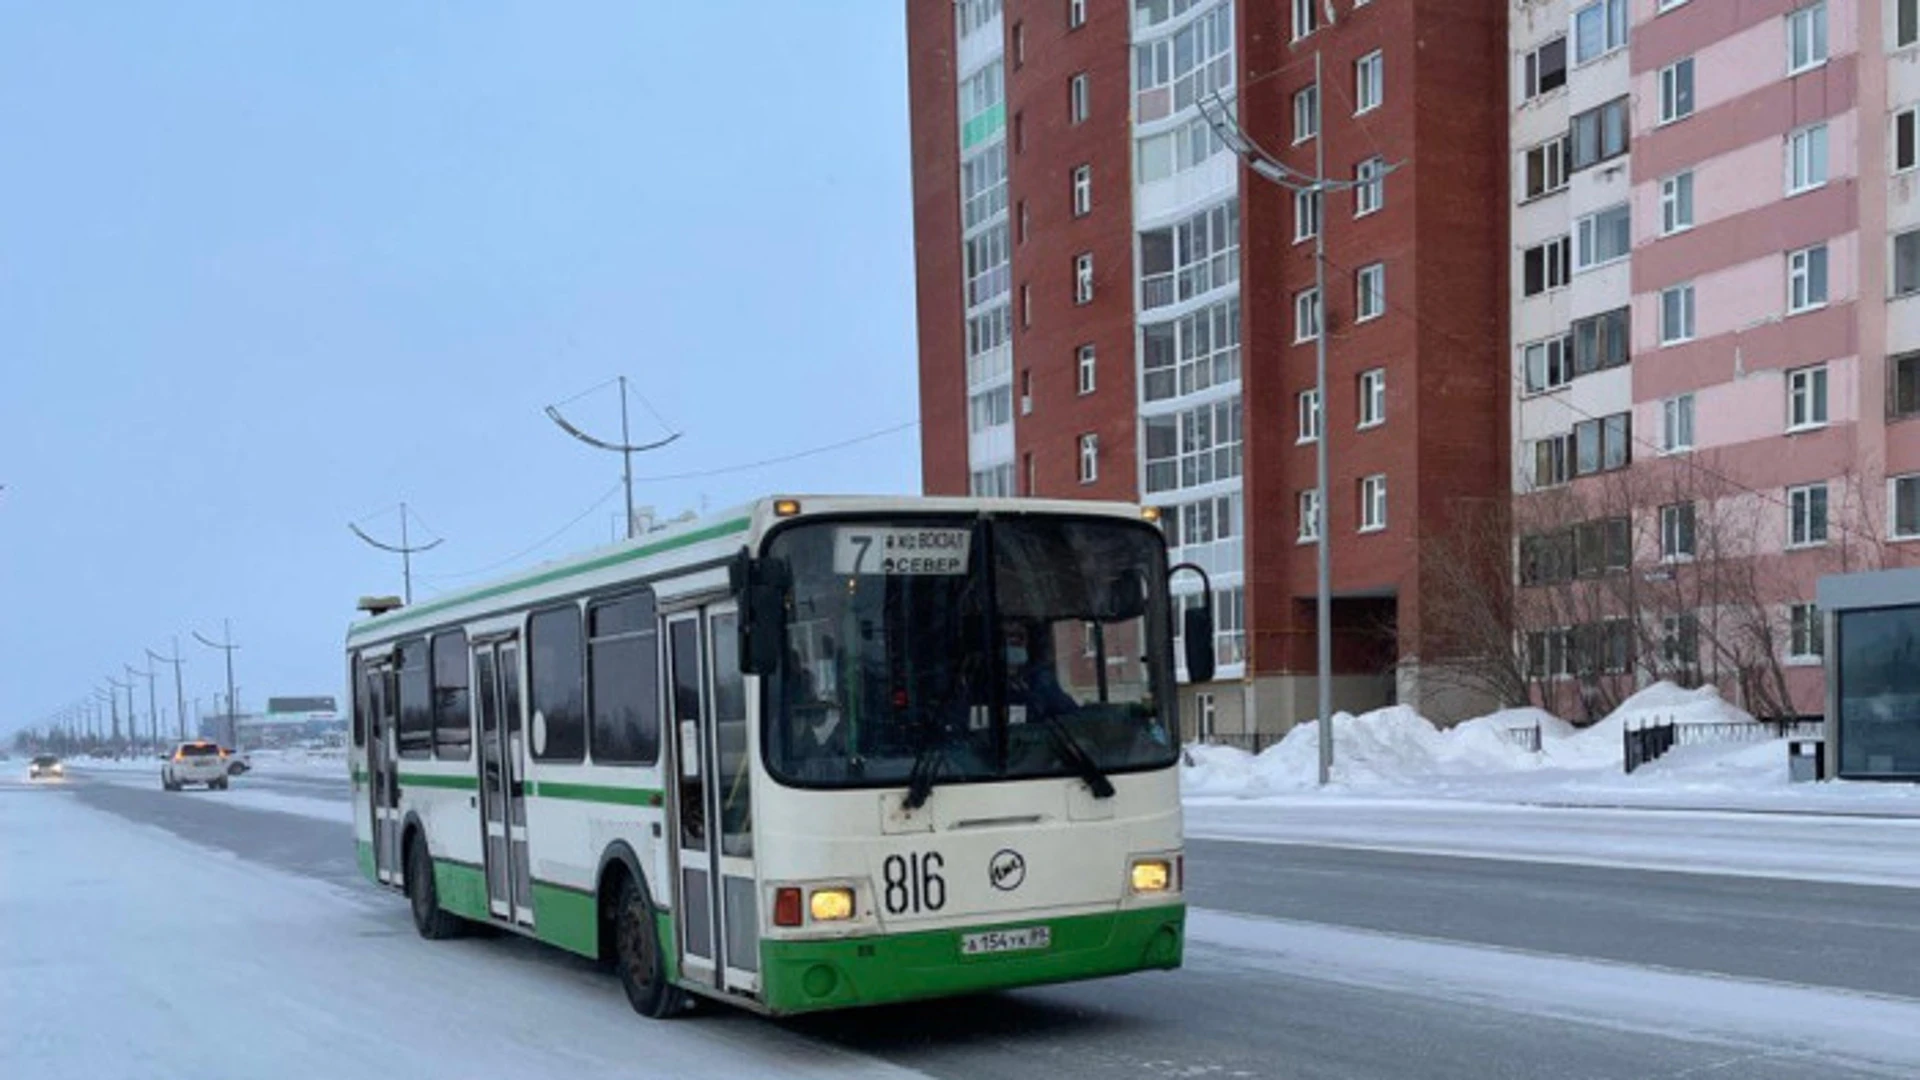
365,661,401,886
474,639,533,926
667,604,759,998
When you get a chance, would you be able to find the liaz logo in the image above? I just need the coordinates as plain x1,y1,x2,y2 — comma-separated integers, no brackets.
989,849,1026,892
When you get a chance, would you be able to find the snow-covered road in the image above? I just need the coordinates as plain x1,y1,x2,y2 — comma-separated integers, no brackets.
11,773,1920,1079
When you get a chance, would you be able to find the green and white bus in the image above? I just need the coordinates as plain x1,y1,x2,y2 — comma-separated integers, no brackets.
346,494,1211,1017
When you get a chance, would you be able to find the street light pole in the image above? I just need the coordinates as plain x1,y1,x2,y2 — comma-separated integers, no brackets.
129,661,159,754
1311,49,1334,789
545,377,682,540
149,639,188,741
194,620,241,749
349,503,443,606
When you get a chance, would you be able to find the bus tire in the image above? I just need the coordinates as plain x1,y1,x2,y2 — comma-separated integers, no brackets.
406,833,464,941
613,875,683,1019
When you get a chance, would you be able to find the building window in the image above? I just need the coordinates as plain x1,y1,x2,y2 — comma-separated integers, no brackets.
1020,282,1031,327
960,143,1008,232
1077,344,1096,395
1292,0,1318,40
1901,0,1919,48
1573,307,1630,375
1661,502,1697,560
1013,21,1025,67
1355,157,1385,216
1018,199,1029,244
1360,475,1388,532
1299,488,1321,543
1789,603,1824,661
970,463,1014,497
1078,434,1098,484
1140,200,1240,309
1356,263,1386,321
1788,3,1828,74
1658,0,1690,11
587,591,661,765
1658,58,1695,124
1165,495,1242,554
1570,97,1630,171
1141,296,1241,401
1074,253,1094,304
1574,412,1631,475
1788,244,1829,313
1573,0,1628,64
1294,84,1319,143
1789,123,1829,194
1359,368,1386,428
528,606,586,762
1524,333,1574,394
1532,433,1574,488
1194,690,1215,737
1664,393,1695,452
1789,483,1830,547
1897,107,1917,174
1523,135,1572,201
1575,204,1631,270
1788,364,1829,431
1072,165,1092,217
1574,517,1631,577
1662,614,1700,668
1521,534,1574,586
1660,284,1696,345
964,227,1010,308
1020,368,1032,415
969,384,1012,433
1522,37,1567,102
1523,235,1572,297
966,306,1011,371
1069,72,1090,124
1298,388,1321,443
1069,0,1085,29
1893,474,1920,538
1294,188,1321,242
1133,4,1234,118
1136,114,1227,183
958,0,1002,36
1896,229,1920,297
1355,50,1383,114
1295,287,1321,342
1891,351,1920,419
1661,171,1695,235
1143,398,1243,495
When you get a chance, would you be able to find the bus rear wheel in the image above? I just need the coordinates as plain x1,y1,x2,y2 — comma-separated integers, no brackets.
406,835,464,940
614,876,684,1019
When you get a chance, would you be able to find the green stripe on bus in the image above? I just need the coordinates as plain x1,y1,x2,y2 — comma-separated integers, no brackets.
528,781,662,806
347,516,752,641
758,904,1185,1015
355,840,376,883
397,772,478,791
532,880,600,958
433,859,491,923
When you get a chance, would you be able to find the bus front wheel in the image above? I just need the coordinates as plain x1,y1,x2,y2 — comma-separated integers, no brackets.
614,876,684,1019
406,835,463,941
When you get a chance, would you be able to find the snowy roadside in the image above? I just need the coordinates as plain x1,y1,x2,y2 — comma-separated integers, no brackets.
0,789,928,1080
72,764,352,824
1186,908,1920,1076
1183,682,1920,818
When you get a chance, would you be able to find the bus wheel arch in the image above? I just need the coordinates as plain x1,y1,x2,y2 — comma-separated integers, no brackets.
598,843,684,1019
402,815,463,941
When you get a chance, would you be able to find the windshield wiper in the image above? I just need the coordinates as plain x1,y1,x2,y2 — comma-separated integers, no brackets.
1040,715,1115,799
902,731,947,810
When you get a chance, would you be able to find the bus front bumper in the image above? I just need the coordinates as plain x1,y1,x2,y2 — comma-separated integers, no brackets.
758,903,1184,1015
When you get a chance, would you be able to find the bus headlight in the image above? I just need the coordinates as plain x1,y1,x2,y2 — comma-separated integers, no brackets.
1130,859,1172,894
809,887,855,921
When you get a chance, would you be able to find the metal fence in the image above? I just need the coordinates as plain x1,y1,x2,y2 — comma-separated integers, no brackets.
1502,725,1544,753
1622,718,1826,774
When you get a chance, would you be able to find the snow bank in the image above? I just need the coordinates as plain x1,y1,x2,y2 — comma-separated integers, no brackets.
1181,682,1820,806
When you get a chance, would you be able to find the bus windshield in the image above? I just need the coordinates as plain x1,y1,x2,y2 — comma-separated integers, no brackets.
762,515,1177,790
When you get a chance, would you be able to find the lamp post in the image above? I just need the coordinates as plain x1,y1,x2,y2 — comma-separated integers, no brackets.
194,620,241,749
545,376,683,540
149,640,188,741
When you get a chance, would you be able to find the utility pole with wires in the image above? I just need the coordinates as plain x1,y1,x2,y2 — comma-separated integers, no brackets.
106,676,133,748
149,639,188,741
128,661,159,754
1198,49,1403,787
545,376,682,540
349,503,443,606
194,620,241,750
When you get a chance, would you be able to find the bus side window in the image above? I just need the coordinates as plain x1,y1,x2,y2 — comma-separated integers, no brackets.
711,612,751,858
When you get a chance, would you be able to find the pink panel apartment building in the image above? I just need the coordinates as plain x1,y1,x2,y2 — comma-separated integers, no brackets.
1510,0,1920,721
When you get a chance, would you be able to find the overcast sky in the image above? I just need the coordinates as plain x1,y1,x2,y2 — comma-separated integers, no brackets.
0,3,920,735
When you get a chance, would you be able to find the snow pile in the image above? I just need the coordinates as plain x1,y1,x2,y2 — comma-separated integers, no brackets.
1182,682,1807,803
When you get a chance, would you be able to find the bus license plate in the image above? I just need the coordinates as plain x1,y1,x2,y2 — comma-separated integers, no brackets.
960,926,1051,956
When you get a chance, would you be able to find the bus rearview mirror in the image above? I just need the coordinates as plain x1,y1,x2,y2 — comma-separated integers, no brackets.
1183,608,1215,684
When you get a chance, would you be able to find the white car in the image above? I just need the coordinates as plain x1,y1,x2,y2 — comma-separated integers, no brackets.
163,741,230,791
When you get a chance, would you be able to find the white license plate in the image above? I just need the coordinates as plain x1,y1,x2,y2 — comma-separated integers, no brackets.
960,926,1051,956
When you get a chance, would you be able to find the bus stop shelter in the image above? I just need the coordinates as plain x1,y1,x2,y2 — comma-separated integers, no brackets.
1818,568,1920,781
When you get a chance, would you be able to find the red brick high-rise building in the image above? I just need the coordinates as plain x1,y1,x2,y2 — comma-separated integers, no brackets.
908,0,1509,733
